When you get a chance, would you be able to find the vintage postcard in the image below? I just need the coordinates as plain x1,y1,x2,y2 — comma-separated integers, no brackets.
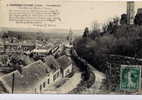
0,0,142,94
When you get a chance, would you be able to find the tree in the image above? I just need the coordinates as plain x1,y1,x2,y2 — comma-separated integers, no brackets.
90,22,101,39
120,13,127,25
134,13,142,25
82,27,89,38
102,23,108,33
2,32,8,39
103,17,119,34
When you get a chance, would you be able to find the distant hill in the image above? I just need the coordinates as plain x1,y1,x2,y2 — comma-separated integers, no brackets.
0,27,83,39
0,27,83,37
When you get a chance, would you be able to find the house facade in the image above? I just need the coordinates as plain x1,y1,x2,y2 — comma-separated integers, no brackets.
44,56,62,83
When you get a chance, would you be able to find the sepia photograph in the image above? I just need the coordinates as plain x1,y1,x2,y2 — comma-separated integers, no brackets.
0,0,142,95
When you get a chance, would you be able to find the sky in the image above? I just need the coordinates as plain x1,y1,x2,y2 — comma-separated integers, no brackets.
59,1,142,30
0,0,142,31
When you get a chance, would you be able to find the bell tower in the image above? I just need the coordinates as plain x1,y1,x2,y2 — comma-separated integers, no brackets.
127,1,135,25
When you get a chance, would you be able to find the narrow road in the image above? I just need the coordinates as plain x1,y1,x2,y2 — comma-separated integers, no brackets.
81,67,106,94
91,69,106,92
71,48,106,94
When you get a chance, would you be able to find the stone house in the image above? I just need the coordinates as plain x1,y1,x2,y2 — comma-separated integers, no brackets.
44,55,62,83
0,60,51,93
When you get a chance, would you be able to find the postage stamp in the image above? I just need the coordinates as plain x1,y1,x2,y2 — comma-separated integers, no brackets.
120,65,141,91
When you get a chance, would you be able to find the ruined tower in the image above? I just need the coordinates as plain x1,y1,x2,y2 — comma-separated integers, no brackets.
127,1,135,25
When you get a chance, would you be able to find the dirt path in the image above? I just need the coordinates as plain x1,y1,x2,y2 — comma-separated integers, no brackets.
91,69,106,92
81,68,106,94
70,48,106,94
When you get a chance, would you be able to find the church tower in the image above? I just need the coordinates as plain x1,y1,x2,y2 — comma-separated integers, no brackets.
127,1,135,25
66,29,73,45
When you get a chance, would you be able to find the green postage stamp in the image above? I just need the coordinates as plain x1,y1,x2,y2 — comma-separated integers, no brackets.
120,65,141,91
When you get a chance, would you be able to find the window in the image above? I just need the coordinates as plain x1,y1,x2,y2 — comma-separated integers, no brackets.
43,82,46,88
65,69,70,76
53,74,56,81
40,85,42,91
47,79,50,84
67,69,70,73
57,72,60,78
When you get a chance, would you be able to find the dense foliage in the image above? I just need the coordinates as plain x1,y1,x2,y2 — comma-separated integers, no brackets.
74,21,142,72
0,31,49,41
134,13,142,25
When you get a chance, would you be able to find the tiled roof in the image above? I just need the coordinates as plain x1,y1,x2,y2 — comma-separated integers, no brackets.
44,55,60,72
0,60,51,93
57,55,72,70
